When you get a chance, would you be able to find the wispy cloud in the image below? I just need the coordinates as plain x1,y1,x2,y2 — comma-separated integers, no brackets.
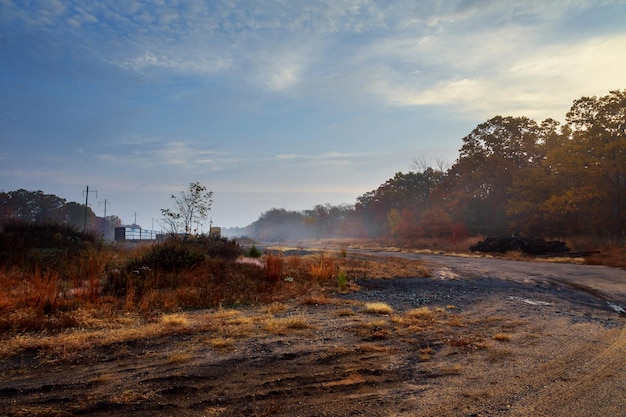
374,32,626,119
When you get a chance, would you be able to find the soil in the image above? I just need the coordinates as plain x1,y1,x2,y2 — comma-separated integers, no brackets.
1,251,625,417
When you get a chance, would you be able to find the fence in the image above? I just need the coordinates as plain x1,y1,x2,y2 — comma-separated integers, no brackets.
114,226,162,242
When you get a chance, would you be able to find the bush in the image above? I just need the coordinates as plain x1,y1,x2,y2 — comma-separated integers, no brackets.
106,235,244,297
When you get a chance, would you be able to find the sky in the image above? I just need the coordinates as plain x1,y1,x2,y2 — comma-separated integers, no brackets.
1,0,626,230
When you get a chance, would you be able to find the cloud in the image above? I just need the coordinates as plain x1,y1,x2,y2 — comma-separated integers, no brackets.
114,50,231,75
95,139,244,172
366,30,626,120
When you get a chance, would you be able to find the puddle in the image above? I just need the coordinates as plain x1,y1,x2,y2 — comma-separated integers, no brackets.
509,296,552,306
606,302,625,314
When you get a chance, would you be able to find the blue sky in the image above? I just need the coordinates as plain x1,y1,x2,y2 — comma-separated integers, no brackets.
1,0,625,229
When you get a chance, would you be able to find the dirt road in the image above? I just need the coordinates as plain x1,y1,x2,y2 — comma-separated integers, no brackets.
1,252,624,416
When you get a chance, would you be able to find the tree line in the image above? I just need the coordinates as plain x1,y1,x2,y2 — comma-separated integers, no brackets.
240,90,625,241
0,189,122,237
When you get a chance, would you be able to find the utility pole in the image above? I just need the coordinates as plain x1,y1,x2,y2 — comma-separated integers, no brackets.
83,186,97,232
99,199,111,218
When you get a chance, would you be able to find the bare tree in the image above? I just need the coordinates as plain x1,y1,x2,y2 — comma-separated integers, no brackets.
161,182,213,236
410,156,449,173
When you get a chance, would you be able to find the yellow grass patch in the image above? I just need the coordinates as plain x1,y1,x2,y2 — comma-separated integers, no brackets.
364,302,393,314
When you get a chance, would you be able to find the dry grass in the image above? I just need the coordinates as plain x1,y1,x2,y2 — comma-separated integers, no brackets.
166,351,194,364
209,336,235,350
334,308,356,317
160,313,191,328
261,302,290,315
309,253,336,281
406,306,436,321
364,302,394,315
493,333,512,342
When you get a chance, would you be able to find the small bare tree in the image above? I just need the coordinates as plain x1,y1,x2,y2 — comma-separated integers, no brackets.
411,156,449,173
161,182,213,236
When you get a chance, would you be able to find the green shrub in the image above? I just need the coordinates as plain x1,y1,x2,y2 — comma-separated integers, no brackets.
247,245,262,258
337,269,348,290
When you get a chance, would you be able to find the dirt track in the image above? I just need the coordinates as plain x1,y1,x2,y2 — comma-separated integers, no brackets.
1,252,625,416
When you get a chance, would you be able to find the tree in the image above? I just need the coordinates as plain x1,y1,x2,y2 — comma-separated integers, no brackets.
0,189,66,223
251,208,306,241
444,116,544,235
161,182,213,236
560,90,626,236
354,168,446,237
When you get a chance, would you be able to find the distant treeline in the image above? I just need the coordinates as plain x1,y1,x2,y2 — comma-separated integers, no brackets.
0,189,121,237
234,90,626,241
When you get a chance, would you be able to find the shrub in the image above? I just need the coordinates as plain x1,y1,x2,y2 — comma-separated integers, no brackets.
309,253,335,281
125,239,206,273
247,245,262,258
336,269,348,291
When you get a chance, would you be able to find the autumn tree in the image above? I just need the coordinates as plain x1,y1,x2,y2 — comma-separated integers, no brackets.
545,90,626,236
444,116,544,235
